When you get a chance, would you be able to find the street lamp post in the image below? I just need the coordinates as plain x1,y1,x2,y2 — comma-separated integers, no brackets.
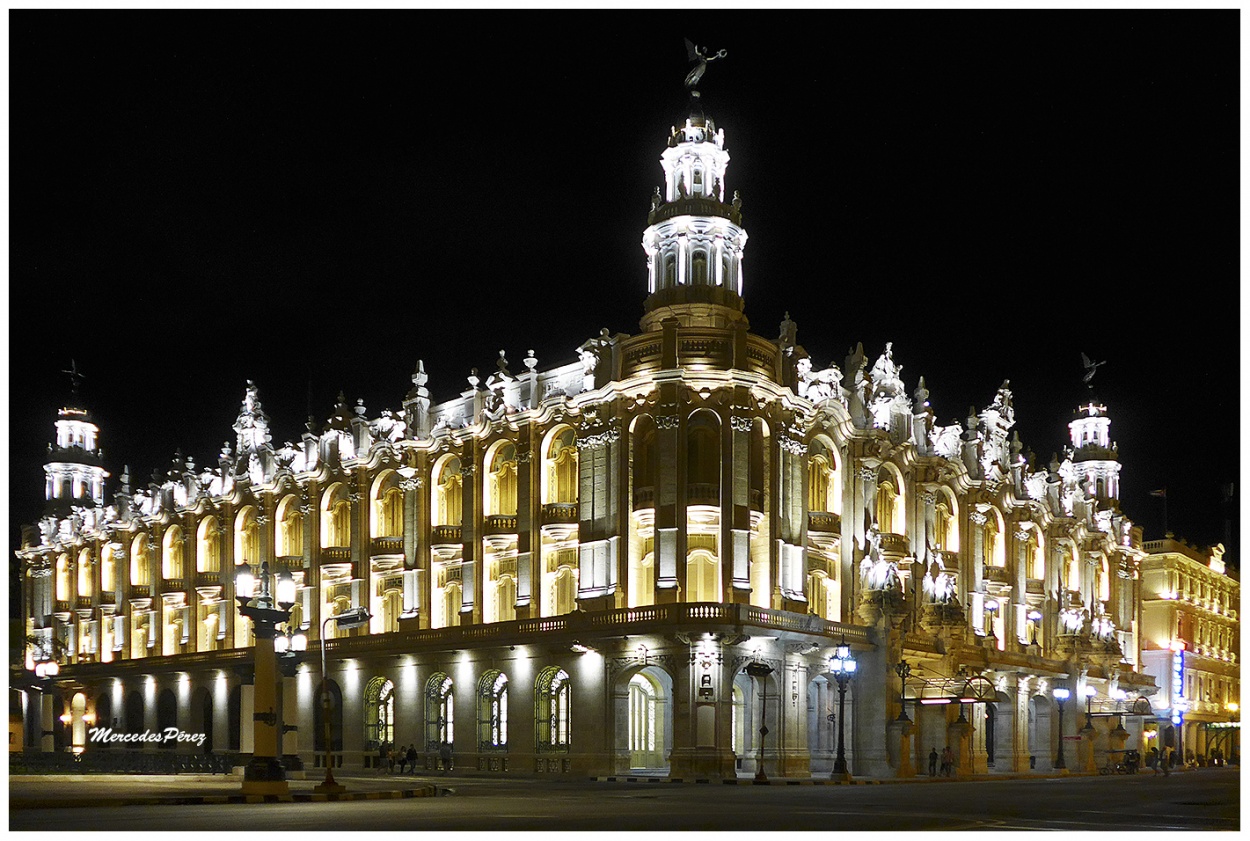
744,661,773,782
313,606,371,794
1052,687,1070,770
234,561,297,795
1082,685,1097,731
829,636,857,781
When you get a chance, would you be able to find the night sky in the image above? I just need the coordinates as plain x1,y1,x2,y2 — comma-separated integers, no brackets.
8,12,1240,570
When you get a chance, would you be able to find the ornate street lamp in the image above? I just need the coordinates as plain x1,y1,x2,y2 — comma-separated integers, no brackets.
744,660,773,782
314,605,371,794
1027,610,1043,646
234,561,297,795
894,660,912,722
1082,684,1097,732
829,636,857,780
1052,686,1071,769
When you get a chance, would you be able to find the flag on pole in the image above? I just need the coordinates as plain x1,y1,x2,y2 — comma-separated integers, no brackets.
1150,488,1167,498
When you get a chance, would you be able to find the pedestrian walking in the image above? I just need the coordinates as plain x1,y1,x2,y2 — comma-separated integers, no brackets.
407,744,418,775
397,746,408,775
1147,746,1159,774
440,740,453,775
941,746,954,777
1162,747,1171,777
928,747,939,777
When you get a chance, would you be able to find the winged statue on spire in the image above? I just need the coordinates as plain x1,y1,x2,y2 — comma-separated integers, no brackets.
684,39,727,90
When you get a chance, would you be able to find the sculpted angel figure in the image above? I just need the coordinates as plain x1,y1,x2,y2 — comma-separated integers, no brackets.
684,39,727,90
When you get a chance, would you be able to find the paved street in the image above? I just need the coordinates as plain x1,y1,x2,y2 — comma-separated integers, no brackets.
8,768,1239,831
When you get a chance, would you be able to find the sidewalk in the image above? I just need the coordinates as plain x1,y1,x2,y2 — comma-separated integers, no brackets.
8,771,441,809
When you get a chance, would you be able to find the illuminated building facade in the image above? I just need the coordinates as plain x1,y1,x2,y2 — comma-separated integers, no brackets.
16,83,1164,780
1139,538,1240,764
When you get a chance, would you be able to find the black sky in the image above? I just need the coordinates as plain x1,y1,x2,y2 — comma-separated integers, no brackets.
8,11,1240,567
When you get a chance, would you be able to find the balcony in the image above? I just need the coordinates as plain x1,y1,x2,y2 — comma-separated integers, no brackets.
75,596,93,610
276,555,307,571
879,533,909,560
633,486,655,510
371,536,404,556
1026,578,1045,595
540,503,579,526
54,600,71,614
195,572,221,588
983,566,1011,585
128,585,151,599
99,590,116,605
687,483,719,506
161,578,186,594
808,511,841,533
321,547,352,562
482,515,518,536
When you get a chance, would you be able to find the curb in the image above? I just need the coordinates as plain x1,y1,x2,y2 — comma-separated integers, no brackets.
10,785,440,809
590,776,882,785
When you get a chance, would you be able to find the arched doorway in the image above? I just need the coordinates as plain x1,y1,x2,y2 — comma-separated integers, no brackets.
124,691,144,748
189,686,213,754
1028,694,1053,771
156,689,177,749
364,676,395,753
613,665,672,774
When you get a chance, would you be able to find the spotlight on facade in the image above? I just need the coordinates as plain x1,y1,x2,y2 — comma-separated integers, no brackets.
570,641,594,654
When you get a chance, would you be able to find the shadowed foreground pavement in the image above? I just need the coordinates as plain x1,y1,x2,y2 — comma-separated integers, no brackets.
9,767,1239,831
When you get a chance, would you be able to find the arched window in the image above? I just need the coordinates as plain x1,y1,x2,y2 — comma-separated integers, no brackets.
364,677,395,751
442,581,462,629
101,544,116,593
162,526,184,580
629,673,660,767
535,667,570,751
1099,557,1111,603
983,515,1003,568
544,427,578,505
478,670,508,750
434,457,463,527
686,550,720,603
1064,546,1080,592
486,443,518,517
934,501,953,551
731,683,746,756
77,550,93,598
691,249,708,285
808,451,836,514
553,567,577,616
664,254,677,286
236,507,260,563
276,497,303,557
130,537,150,587
425,673,454,751
379,487,404,538
687,412,720,490
322,487,351,548
494,575,517,623
876,481,897,534
198,517,221,573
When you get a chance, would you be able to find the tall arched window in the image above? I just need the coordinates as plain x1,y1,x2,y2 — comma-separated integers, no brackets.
442,581,462,628
553,567,577,615
808,449,837,514
686,412,720,492
478,670,508,750
364,676,395,751
876,481,897,534
101,544,116,593
485,443,518,517
77,550,93,598
544,427,578,505
434,457,463,527
130,537,150,587
691,249,708,284
934,501,953,550
535,667,570,751
1099,557,1111,603
494,575,517,623
198,517,221,573
236,508,260,563
686,550,720,603
982,515,1001,568
379,486,403,538
425,673,454,751
162,526,184,580
321,486,351,548
276,496,303,557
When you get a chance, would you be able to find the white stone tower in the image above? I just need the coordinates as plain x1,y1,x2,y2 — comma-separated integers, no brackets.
1069,397,1120,508
44,364,108,517
640,74,748,332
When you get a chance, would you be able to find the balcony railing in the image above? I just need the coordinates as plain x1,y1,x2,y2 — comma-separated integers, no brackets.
99,590,116,605
431,525,462,546
687,483,719,505
482,515,518,536
879,533,909,558
276,555,307,571
1026,578,1045,595
632,486,655,510
371,536,404,555
808,511,841,533
194,572,222,588
128,585,151,599
321,547,352,562
75,596,93,610
540,503,579,526
161,578,186,593
983,566,1011,585
54,600,71,614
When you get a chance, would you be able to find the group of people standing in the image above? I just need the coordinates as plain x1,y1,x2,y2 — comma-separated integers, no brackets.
378,741,454,775
928,746,956,777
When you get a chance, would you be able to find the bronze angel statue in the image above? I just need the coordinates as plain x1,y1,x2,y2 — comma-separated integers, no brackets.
684,39,727,90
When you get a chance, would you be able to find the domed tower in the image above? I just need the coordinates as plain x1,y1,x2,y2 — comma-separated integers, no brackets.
1069,356,1120,509
44,363,108,517
640,56,748,332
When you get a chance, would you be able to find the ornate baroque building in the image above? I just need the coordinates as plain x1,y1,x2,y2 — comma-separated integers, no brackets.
16,74,1163,780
